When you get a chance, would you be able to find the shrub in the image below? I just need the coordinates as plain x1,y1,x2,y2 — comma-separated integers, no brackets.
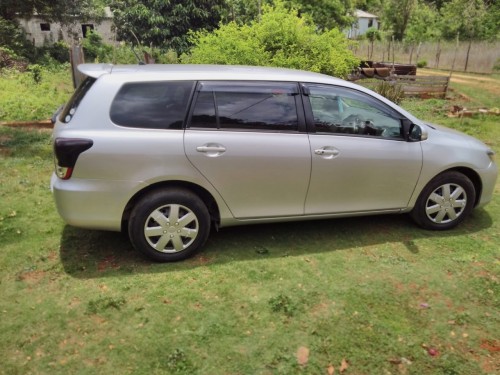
182,1,359,78
493,58,500,72
417,60,428,68
82,31,113,62
373,81,405,104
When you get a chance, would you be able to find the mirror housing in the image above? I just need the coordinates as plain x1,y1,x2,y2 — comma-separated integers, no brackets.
402,119,422,142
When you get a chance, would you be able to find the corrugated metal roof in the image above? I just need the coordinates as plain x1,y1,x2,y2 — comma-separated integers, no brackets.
355,9,378,19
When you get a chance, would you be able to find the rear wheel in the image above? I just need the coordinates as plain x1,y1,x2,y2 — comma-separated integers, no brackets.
411,171,475,230
128,189,210,262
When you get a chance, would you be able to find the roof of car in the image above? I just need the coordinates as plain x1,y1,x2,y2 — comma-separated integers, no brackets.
77,63,346,85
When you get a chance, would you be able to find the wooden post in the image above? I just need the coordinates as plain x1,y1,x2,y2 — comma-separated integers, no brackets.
70,44,85,89
464,39,472,72
449,33,460,79
435,39,441,69
415,42,422,65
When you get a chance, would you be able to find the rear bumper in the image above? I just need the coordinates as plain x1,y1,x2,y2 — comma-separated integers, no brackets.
51,173,139,231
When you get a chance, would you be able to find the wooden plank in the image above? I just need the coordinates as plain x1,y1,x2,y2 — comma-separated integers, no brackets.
402,86,448,93
0,120,52,129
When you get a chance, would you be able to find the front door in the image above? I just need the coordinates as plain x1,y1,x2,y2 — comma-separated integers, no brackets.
303,84,423,214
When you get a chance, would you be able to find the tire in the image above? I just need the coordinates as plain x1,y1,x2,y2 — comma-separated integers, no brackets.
128,189,210,262
410,171,475,230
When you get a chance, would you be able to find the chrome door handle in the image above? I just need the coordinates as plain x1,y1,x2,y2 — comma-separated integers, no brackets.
196,145,226,153
314,148,339,156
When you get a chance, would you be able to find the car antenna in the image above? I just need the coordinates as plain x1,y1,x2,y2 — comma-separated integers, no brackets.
129,30,145,65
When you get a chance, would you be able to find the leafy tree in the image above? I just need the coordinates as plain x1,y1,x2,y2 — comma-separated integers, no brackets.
365,27,381,58
382,0,417,40
290,0,355,30
440,0,487,40
405,1,441,42
110,0,226,53
182,2,359,78
0,0,106,23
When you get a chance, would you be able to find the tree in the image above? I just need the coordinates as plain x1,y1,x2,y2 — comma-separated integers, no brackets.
440,0,487,40
182,2,359,78
382,0,417,40
290,0,355,30
110,0,226,53
0,0,106,23
365,27,381,59
405,1,441,43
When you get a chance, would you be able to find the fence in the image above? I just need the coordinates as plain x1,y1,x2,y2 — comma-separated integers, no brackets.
358,75,450,99
352,40,500,74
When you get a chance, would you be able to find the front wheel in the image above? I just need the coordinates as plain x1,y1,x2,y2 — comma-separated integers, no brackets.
410,171,476,230
128,189,210,262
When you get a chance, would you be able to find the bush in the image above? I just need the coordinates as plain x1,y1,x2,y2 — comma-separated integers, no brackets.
417,60,428,68
493,58,500,73
373,81,405,104
0,17,36,62
82,31,113,62
182,1,359,78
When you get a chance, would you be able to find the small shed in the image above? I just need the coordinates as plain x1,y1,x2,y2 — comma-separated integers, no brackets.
346,9,379,39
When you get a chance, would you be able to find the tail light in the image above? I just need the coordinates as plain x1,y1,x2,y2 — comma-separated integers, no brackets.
54,138,93,180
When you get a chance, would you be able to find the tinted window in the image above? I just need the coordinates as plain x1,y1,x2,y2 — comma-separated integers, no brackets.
110,81,195,129
60,76,96,123
307,85,403,139
190,82,299,131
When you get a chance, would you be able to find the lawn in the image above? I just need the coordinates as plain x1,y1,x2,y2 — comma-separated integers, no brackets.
0,69,498,374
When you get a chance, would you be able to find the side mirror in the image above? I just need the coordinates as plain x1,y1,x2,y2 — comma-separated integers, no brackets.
402,119,421,142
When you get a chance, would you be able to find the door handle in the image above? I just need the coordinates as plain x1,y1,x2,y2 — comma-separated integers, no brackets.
314,148,339,156
196,145,226,153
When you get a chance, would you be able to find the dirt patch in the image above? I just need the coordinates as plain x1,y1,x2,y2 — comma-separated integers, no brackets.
17,270,47,284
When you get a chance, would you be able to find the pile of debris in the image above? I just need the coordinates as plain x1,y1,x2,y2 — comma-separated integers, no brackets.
447,105,500,118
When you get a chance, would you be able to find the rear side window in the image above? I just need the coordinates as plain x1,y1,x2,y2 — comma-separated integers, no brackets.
110,81,195,129
60,76,96,123
189,82,299,131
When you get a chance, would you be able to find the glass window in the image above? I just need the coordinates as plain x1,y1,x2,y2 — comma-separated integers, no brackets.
307,85,403,139
110,81,194,129
60,76,96,123
190,91,217,128
189,82,299,131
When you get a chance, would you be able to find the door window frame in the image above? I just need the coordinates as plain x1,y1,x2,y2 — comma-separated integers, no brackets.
186,81,307,133
300,83,408,140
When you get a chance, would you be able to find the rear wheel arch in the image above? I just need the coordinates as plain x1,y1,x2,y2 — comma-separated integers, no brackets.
121,181,220,233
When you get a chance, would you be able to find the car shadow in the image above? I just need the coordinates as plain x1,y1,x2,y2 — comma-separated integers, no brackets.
59,209,493,279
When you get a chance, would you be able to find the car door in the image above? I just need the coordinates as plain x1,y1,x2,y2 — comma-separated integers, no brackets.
303,84,423,214
184,81,311,219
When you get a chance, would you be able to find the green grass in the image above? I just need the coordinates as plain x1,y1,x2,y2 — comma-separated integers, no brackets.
0,72,499,374
0,66,73,121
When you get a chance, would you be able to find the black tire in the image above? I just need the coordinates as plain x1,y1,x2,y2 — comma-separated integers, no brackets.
410,171,475,230
128,189,210,262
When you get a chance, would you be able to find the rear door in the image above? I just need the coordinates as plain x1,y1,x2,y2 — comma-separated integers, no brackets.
184,81,311,219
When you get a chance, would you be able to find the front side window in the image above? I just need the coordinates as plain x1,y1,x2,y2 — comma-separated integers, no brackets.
110,81,195,129
189,82,299,131
307,85,403,139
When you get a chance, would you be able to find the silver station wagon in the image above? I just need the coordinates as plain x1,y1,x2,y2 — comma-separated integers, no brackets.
51,64,497,261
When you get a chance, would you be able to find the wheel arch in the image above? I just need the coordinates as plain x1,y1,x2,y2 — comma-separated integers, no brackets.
444,167,482,207
121,180,220,233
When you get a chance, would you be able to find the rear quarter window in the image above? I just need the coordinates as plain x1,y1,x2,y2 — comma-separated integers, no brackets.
60,76,96,123
110,81,195,129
